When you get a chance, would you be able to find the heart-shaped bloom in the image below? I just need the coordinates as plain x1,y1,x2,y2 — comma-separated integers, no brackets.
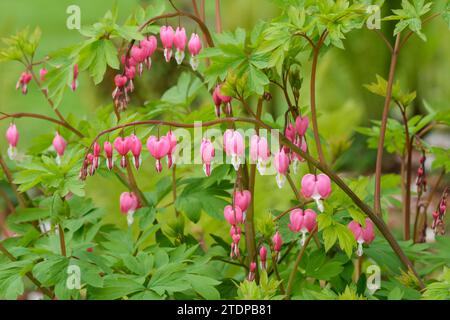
231,233,241,259
114,136,131,168
301,173,331,212
160,25,174,62
285,123,296,143
16,72,32,95
173,27,187,64
166,131,177,169
129,135,142,169
224,205,244,225
92,141,101,170
274,149,290,188
291,137,308,174
213,85,232,116
348,218,375,256
259,245,268,270
288,208,317,245
295,115,309,136
104,141,114,170
188,33,202,70
6,123,19,160
119,192,139,226
146,136,170,172
201,138,215,176
53,132,67,165
233,190,251,214
250,135,270,175
140,35,157,65
223,129,244,171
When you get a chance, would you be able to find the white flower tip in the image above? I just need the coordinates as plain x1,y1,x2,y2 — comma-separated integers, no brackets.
276,173,286,189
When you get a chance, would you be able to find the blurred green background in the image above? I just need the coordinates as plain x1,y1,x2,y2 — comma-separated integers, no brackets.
0,0,449,241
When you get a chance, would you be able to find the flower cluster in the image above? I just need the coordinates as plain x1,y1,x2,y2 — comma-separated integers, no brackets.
80,131,177,180
432,187,448,235
114,27,202,111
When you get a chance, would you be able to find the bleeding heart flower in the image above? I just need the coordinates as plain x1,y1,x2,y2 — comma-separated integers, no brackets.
166,131,177,169
272,231,283,261
233,190,251,218
288,208,317,245
16,72,32,95
301,173,331,212
119,192,139,226
52,132,67,165
5,123,19,160
223,129,244,171
259,245,268,270
231,233,241,259
173,27,187,64
274,149,290,188
285,123,296,143
129,135,142,169
295,115,309,136
160,25,174,62
250,135,270,175
140,35,157,70
104,141,114,170
92,141,101,170
348,218,375,256
224,205,244,225
146,135,170,172
291,137,308,174
200,138,215,176
213,85,232,116
114,136,131,168
188,33,202,70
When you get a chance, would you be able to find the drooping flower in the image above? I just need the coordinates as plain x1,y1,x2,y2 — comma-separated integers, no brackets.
288,208,317,245
173,27,187,65
231,232,241,259
87,153,95,176
291,137,308,174
223,205,244,225
125,66,136,92
188,33,202,70
272,231,283,261
119,192,139,226
93,141,101,171
301,173,331,212
274,149,290,188
5,123,19,160
129,135,142,169
112,74,128,99
200,138,215,176
140,35,157,70
104,141,114,170
223,129,244,171
212,85,232,116
250,135,270,175
432,188,448,235
295,115,309,136
259,245,268,270
146,135,170,172
166,131,177,169
248,262,256,281
348,218,375,256
233,190,251,220
284,123,296,143
16,72,32,95
71,64,79,91
52,132,67,165
160,25,174,62
114,136,131,168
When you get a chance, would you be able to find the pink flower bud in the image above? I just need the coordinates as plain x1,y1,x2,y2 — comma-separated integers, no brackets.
39,68,48,82
201,138,215,176
71,64,79,91
146,136,170,172
272,231,283,252
52,132,67,159
6,123,19,160
92,142,101,169
166,131,177,169
188,33,202,70
285,123,296,142
295,115,309,136
259,245,268,270
224,205,244,225
16,72,32,94
248,262,256,281
274,149,290,188
104,141,113,170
